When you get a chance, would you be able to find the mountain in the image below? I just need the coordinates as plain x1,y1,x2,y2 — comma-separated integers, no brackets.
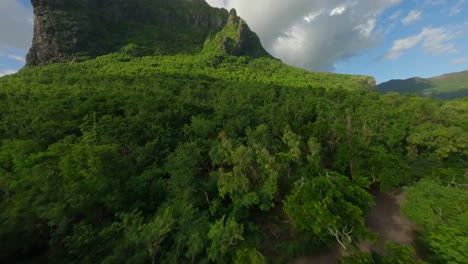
27,0,270,66
378,70,468,100
24,0,376,91
0,1,466,264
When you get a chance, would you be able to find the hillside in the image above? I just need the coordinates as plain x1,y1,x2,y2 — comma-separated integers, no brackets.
378,70,468,100
27,0,270,65
0,0,467,263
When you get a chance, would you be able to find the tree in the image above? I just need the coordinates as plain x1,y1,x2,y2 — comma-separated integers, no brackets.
207,215,244,262
234,248,266,264
283,172,373,249
407,123,468,161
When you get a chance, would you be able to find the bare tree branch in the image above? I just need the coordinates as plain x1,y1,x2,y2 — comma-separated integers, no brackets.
327,225,354,250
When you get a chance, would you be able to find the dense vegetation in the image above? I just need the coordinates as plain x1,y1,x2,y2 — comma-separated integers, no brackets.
403,180,468,264
0,52,467,263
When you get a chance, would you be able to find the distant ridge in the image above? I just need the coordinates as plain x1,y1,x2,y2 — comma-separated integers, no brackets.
378,70,468,100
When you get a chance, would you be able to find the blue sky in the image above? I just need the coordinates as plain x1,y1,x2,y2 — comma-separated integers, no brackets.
1,0,467,83
334,0,468,82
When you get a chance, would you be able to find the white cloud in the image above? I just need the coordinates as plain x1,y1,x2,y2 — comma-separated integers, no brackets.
449,0,465,16
330,6,346,16
0,69,17,77
304,9,324,23
355,18,377,37
7,54,26,63
206,0,401,71
384,27,461,59
451,57,468,64
401,10,422,25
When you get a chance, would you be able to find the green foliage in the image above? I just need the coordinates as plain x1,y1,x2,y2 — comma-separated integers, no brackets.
0,42,466,263
407,123,468,160
402,180,468,264
234,248,267,264
378,243,426,264
207,215,244,262
283,173,374,247
341,252,375,264
341,243,426,264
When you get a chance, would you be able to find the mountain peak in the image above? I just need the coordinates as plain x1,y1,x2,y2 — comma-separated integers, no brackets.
26,0,270,66
204,8,270,58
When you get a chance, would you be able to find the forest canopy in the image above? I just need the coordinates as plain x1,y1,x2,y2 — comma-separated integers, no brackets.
0,52,467,263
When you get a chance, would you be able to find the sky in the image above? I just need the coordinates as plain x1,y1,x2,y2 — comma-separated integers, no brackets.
1,0,467,83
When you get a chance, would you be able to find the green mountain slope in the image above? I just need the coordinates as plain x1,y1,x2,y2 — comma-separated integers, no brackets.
17,53,376,91
2,52,467,263
378,70,468,100
0,1,466,263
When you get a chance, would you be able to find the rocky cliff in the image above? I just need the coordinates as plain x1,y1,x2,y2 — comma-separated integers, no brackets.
26,0,270,66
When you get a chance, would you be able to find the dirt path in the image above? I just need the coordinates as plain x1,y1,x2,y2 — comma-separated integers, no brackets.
290,189,418,264
361,190,418,252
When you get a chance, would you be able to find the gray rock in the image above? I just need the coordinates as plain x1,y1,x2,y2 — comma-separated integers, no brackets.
26,0,270,66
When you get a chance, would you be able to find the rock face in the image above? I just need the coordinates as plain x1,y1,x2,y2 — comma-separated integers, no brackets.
218,9,270,58
26,0,270,66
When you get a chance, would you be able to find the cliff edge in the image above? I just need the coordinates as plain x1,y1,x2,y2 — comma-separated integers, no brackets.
26,0,270,66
